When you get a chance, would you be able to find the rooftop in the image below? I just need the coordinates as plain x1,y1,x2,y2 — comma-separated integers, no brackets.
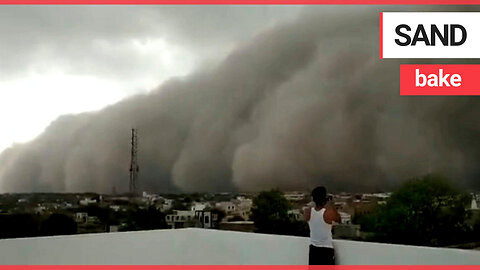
0,228,479,265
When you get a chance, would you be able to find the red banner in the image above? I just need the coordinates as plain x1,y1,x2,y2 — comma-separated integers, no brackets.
1,266,480,270
400,64,480,96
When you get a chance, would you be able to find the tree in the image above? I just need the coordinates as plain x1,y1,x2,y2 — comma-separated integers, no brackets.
77,205,114,225
40,214,77,236
251,189,307,236
0,214,40,239
367,174,471,246
171,200,189,211
121,206,168,231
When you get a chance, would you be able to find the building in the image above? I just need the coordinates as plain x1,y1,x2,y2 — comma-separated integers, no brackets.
334,201,355,217
284,192,306,202
79,198,97,206
333,224,361,239
363,193,391,200
194,210,217,229
470,198,478,210
165,210,196,229
109,205,121,212
34,205,46,215
352,199,377,218
166,210,218,229
17,198,28,203
191,202,211,211
156,199,174,211
215,197,253,221
339,212,352,224
215,201,236,214
108,225,119,233
467,196,480,230
232,197,253,220
141,192,165,205
75,212,100,225
288,209,302,221
75,212,88,223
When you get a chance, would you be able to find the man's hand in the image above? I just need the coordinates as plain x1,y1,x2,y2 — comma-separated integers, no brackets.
325,200,335,208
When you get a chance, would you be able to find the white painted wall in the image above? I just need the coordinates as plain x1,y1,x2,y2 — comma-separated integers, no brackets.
0,228,479,265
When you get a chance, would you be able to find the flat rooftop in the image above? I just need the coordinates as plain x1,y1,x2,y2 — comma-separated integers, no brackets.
1,228,479,265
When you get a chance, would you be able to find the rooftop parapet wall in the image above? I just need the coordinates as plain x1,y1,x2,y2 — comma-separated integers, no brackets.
0,228,479,265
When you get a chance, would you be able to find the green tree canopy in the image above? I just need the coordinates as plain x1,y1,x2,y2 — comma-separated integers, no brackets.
0,214,40,239
251,189,307,236
40,213,77,236
366,174,471,246
121,206,168,231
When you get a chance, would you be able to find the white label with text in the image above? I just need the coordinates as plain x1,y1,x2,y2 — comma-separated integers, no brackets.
381,12,480,58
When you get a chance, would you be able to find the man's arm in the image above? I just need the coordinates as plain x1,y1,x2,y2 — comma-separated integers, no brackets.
323,201,341,225
302,206,312,222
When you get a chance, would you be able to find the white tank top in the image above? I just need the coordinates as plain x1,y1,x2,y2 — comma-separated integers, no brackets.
308,207,333,248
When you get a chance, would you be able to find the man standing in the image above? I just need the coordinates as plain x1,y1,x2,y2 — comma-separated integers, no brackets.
302,186,341,265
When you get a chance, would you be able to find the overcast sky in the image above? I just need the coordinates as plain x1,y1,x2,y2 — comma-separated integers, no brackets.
0,6,304,152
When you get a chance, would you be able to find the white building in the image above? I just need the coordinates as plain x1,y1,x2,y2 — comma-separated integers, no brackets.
165,210,216,229
284,192,306,202
79,198,97,206
215,198,253,221
34,205,46,215
62,203,73,209
75,212,88,223
165,210,196,229
157,199,174,211
233,197,253,220
288,209,302,221
194,210,215,229
235,197,253,209
333,224,361,239
86,216,100,224
109,205,121,212
108,225,119,233
339,211,352,225
363,193,391,200
142,192,162,204
215,201,236,214
191,202,211,211
471,198,478,210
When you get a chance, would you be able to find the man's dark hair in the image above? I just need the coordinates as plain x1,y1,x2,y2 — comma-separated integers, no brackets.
311,186,327,206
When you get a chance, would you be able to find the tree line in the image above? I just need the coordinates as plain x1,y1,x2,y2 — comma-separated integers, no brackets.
250,174,480,247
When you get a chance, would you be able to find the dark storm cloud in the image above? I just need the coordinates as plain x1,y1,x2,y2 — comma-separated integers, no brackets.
2,6,480,193
0,6,302,81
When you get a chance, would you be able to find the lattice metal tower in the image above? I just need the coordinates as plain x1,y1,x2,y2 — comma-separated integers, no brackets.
129,128,139,195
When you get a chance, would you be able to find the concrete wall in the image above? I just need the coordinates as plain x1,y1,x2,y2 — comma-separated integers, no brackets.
0,228,479,265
